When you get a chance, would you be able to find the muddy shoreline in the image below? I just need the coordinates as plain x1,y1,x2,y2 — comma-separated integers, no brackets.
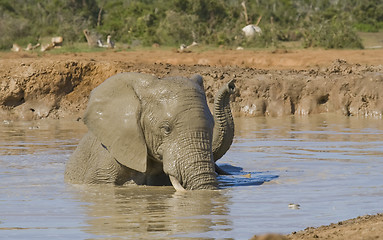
251,214,383,240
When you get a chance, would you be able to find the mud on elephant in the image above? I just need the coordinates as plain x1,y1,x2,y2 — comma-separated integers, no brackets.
64,72,235,190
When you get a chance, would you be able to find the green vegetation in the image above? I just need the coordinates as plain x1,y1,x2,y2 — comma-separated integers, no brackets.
1,0,382,50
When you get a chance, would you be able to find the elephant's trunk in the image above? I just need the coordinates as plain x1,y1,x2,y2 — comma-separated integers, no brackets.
183,158,217,190
212,80,235,162
178,148,218,190
167,155,217,190
164,131,218,191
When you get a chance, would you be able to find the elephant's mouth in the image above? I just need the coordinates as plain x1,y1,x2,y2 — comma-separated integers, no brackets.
169,175,186,191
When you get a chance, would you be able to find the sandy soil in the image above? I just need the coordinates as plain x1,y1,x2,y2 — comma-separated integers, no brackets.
251,214,383,240
1,48,382,70
0,48,382,239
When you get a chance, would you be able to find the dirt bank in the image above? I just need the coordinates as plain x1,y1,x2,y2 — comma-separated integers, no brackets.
1,50,382,120
251,214,383,240
287,214,383,240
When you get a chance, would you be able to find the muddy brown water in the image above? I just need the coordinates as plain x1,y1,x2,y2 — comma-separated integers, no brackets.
0,114,382,239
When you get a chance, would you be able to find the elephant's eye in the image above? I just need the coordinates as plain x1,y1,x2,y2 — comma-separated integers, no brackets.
160,123,172,136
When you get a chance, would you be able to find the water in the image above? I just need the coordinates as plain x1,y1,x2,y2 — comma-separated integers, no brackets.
0,114,382,239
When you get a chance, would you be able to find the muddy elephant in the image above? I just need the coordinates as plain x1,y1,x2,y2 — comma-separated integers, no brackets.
64,72,235,190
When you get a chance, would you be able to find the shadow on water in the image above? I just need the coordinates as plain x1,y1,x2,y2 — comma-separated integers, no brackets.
217,164,279,187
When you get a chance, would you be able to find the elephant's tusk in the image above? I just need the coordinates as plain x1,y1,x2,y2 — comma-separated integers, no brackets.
169,176,186,191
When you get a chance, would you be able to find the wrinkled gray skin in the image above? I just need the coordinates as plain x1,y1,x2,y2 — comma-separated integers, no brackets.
64,72,235,190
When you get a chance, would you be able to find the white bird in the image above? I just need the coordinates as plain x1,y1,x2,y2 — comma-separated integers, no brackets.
107,35,115,49
178,41,198,52
97,39,105,48
242,24,262,38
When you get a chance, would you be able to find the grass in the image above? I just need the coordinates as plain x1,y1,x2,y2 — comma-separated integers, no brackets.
2,32,382,55
357,32,383,48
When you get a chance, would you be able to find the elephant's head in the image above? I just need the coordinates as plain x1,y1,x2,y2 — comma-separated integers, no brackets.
83,72,234,190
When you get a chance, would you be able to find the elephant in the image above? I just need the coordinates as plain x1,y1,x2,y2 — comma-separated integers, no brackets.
64,72,235,191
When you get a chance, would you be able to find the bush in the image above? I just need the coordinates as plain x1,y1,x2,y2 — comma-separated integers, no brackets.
1,0,380,50
156,11,198,46
354,23,380,32
303,18,363,49
0,12,36,49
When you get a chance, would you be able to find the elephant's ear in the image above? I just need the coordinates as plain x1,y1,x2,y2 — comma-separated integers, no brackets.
83,73,147,173
190,74,204,89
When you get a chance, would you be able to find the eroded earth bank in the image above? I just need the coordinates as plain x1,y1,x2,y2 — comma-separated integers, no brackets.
1,53,382,121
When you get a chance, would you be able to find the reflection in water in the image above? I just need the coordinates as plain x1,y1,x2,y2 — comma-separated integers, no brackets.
235,114,383,142
0,120,87,155
1,114,383,239
69,185,232,239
